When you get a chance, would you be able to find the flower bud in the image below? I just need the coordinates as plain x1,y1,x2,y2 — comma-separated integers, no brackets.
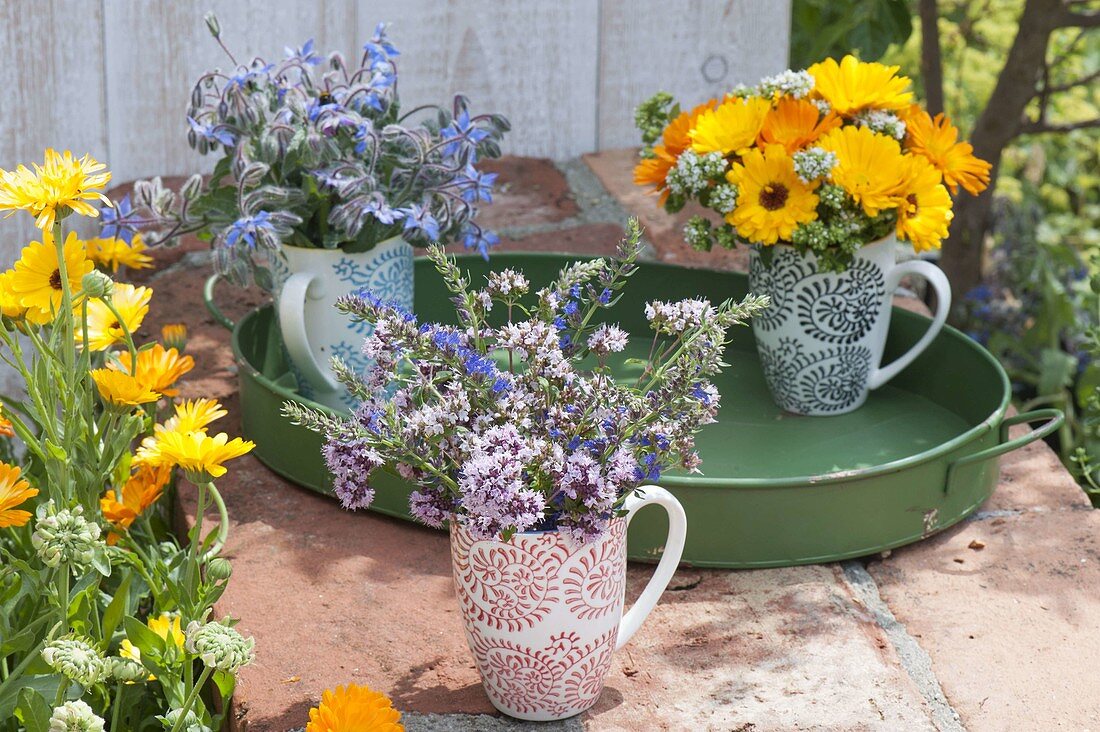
159,709,212,732
206,557,233,581
32,503,103,571
185,619,254,672
110,655,147,683
161,323,188,351
181,173,204,202
42,637,109,686
49,700,105,732
203,11,221,38
81,270,115,299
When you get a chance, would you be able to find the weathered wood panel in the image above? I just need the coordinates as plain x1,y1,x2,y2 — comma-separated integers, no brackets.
0,0,109,260
103,0,358,183
363,1,601,160
597,0,792,150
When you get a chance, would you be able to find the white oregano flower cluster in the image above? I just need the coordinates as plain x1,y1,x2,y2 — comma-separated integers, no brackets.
666,150,727,196
185,619,255,672
709,182,739,214
31,503,103,570
793,147,839,184
855,109,907,140
756,69,815,99
48,700,105,732
41,637,109,686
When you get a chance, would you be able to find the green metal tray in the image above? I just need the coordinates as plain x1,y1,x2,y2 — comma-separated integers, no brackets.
207,254,1063,568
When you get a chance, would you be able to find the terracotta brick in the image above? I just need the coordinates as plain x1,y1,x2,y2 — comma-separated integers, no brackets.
869,509,1100,731
473,155,579,231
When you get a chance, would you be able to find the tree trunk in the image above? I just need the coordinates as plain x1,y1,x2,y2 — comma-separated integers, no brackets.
937,0,1062,317
919,0,945,116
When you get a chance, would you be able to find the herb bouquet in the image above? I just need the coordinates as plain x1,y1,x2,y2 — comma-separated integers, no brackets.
285,220,766,719
110,18,509,406
635,56,992,415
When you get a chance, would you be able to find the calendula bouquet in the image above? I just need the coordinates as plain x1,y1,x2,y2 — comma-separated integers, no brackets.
108,16,509,287
286,221,767,543
0,150,253,730
634,55,992,270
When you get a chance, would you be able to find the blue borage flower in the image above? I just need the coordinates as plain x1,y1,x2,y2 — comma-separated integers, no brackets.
108,19,508,288
224,212,275,249
99,194,134,243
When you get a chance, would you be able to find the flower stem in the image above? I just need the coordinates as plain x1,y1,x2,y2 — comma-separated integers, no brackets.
170,665,213,732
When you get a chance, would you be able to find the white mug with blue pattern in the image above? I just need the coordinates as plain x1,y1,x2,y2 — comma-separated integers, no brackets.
748,234,951,416
272,236,414,411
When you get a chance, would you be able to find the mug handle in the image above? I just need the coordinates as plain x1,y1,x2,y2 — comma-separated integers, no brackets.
868,260,951,390
615,485,688,651
277,271,340,393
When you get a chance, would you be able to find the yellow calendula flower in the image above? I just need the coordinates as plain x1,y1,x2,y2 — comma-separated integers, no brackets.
0,149,111,230
818,125,907,216
91,369,161,408
726,144,820,245
894,155,954,253
86,233,154,273
101,464,171,531
807,55,913,115
10,232,93,320
0,270,27,320
903,108,991,196
144,430,254,481
161,323,188,351
690,97,771,157
758,97,841,153
306,683,404,732
111,344,194,397
0,462,38,529
147,613,186,649
163,398,228,434
81,283,152,352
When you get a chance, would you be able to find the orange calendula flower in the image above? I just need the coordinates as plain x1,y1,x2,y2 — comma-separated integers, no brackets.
662,100,717,156
0,149,112,231
808,55,913,115
818,125,907,216
632,146,677,201
0,462,38,528
904,108,991,196
0,405,14,438
690,97,772,157
894,155,954,253
726,144,820,244
758,97,842,153
101,464,171,541
161,323,188,351
306,683,404,732
91,369,161,408
111,344,194,397
86,233,154,273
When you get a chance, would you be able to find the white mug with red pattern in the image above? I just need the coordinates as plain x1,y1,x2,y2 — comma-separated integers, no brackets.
449,485,688,721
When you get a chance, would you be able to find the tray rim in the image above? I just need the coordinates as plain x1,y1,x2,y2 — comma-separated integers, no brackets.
232,254,1011,491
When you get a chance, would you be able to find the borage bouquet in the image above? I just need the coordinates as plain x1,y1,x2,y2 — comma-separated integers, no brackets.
285,220,767,542
109,17,509,286
635,55,992,270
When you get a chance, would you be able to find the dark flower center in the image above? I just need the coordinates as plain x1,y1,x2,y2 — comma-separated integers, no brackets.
759,183,789,211
905,193,919,218
318,91,334,105
109,320,120,331
49,269,62,290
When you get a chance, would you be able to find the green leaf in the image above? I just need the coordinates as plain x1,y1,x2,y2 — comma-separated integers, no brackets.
1037,348,1077,397
0,676,60,720
213,668,237,702
15,688,51,732
123,615,166,656
102,572,132,642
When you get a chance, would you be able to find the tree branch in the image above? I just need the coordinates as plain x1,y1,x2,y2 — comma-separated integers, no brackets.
920,0,946,115
1020,116,1100,134
1058,10,1100,26
1043,68,1100,93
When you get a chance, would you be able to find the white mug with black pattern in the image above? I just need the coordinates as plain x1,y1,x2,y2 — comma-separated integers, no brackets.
748,234,951,416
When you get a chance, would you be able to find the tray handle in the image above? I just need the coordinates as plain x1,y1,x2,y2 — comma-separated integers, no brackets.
945,409,1064,493
203,273,236,331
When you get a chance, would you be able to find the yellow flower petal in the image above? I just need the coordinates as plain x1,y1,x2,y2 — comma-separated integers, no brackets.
808,55,913,116
81,283,152,352
726,144,819,245
0,149,111,230
306,683,404,732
